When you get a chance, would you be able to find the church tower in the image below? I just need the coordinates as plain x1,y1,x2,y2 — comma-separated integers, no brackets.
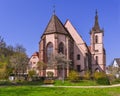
90,11,106,72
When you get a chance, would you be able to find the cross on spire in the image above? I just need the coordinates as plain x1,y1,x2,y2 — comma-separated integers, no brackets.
53,4,56,15
96,9,98,16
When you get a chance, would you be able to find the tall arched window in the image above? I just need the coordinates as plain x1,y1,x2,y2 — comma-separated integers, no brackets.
58,42,64,54
96,56,98,64
95,35,98,43
47,42,53,62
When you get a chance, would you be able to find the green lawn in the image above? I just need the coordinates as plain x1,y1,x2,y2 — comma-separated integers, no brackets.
0,86,120,96
54,80,98,86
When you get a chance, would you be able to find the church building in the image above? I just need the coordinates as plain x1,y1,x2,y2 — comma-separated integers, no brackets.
29,11,106,77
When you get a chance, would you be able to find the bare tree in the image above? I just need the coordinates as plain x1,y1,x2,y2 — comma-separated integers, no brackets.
0,36,6,48
9,52,28,80
14,44,26,53
54,53,71,83
107,65,120,78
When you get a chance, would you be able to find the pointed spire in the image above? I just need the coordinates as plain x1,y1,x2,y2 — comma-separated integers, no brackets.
93,9,100,31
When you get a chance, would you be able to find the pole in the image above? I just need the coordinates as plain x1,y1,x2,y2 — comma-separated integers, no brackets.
62,63,64,83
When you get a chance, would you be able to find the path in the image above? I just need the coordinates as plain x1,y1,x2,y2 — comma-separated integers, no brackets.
41,84,120,88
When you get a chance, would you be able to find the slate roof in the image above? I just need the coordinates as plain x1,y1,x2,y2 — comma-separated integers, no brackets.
90,11,104,34
92,11,100,31
43,14,69,35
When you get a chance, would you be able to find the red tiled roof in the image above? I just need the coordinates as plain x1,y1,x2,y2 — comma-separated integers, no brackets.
88,46,91,52
32,52,39,57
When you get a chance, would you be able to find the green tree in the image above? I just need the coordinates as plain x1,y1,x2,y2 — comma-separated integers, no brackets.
28,70,36,81
0,57,7,79
0,36,14,79
0,55,12,79
37,61,47,76
0,36,28,80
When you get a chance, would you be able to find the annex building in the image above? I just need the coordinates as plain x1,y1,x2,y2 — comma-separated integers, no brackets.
29,11,106,78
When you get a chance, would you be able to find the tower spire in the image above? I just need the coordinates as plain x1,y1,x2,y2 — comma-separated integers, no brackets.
93,9,100,30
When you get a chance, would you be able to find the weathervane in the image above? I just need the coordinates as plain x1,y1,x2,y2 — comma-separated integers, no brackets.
96,9,98,15
53,4,56,14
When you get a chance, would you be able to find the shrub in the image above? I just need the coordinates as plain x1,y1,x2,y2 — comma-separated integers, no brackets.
112,79,120,84
68,70,79,82
84,71,91,80
107,74,116,83
94,72,110,85
43,80,54,84
0,80,12,85
94,72,106,80
96,77,110,85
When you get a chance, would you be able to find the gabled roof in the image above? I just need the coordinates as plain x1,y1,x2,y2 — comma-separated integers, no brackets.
32,52,39,57
65,20,89,53
114,58,120,66
43,14,69,35
29,52,39,60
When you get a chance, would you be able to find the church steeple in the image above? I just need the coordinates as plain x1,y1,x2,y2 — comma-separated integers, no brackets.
90,10,106,72
92,10,100,31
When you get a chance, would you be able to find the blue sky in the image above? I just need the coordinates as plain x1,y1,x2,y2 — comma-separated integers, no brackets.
0,0,119,65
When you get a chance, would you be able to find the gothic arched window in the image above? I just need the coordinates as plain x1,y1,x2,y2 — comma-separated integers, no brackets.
47,42,53,62
95,35,98,43
96,56,98,64
58,42,64,54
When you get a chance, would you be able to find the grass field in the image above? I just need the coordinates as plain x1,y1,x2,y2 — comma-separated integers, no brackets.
54,80,98,86
0,86,120,96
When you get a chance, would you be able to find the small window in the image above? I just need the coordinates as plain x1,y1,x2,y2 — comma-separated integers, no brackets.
33,56,36,59
95,50,98,52
77,65,81,72
58,42,64,54
95,35,98,43
33,62,36,64
77,54,80,60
